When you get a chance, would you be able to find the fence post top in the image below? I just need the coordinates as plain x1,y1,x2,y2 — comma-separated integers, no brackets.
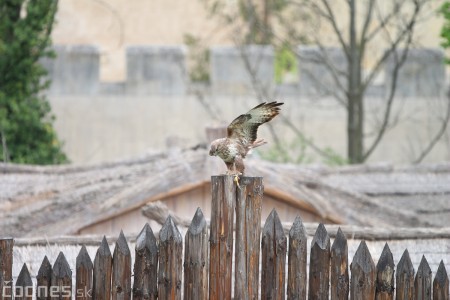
435,261,448,286
76,245,93,269
331,227,347,252
417,255,431,275
53,252,72,278
160,215,182,242
136,223,157,252
16,263,32,286
97,236,112,257
311,223,330,249
352,241,375,273
376,243,394,271
397,249,414,275
188,207,207,235
114,230,131,255
289,215,306,239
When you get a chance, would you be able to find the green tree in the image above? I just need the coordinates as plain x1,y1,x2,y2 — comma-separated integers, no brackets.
441,1,450,63
0,0,67,164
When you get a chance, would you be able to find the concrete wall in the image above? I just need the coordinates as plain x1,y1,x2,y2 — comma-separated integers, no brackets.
41,44,446,98
41,45,450,164
49,95,450,164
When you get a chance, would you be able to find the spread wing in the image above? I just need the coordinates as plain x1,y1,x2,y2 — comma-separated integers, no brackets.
227,101,283,147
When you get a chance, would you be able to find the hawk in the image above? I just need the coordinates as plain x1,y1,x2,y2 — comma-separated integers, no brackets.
209,101,284,182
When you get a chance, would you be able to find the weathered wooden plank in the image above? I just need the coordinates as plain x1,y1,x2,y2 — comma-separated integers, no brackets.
350,241,376,299
261,209,287,300
396,249,415,300
133,223,158,300
51,252,72,300
112,231,132,300
331,228,349,300
209,175,235,300
0,238,13,300
235,176,263,300
415,255,432,300
433,261,449,300
158,216,183,300
76,245,93,300
15,263,32,300
184,208,209,300
93,236,112,300
37,256,52,300
309,223,330,299
375,243,394,300
287,216,307,300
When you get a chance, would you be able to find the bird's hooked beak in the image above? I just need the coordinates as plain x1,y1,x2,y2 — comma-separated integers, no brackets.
209,149,214,156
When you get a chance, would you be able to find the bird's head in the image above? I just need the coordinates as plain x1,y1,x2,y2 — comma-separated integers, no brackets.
209,140,220,156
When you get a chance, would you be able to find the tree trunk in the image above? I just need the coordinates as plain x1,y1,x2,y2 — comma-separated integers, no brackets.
347,0,364,164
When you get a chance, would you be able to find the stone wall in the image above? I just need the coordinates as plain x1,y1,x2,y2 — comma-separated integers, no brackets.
41,44,447,98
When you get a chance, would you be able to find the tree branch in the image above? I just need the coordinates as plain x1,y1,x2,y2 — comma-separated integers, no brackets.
319,0,350,59
413,94,450,164
363,30,414,161
361,0,422,92
359,0,376,59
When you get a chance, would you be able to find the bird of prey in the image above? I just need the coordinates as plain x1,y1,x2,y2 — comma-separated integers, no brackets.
209,101,284,185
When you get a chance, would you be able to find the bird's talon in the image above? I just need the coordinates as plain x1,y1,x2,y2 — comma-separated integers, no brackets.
234,174,241,189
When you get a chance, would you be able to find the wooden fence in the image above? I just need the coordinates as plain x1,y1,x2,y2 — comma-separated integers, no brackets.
1,175,450,299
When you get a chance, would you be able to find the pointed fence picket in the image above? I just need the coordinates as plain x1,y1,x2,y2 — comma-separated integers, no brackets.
36,256,52,300
15,264,32,300
330,228,349,300
375,243,395,300
287,216,307,300
76,246,93,300
1,175,450,300
93,237,112,300
133,224,158,300
309,223,331,299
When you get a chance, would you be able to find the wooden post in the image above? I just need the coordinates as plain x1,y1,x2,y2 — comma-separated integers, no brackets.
261,209,287,300
287,216,307,300
93,236,112,300
112,231,132,300
76,246,93,300
350,241,375,299
0,238,13,300
235,176,263,300
309,223,330,300
433,261,449,300
331,228,349,300
51,252,72,300
37,256,52,300
15,264,32,300
184,208,209,300
158,216,183,300
396,249,414,300
375,243,394,300
415,255,432,300
133,223,158,300
209,175,235,300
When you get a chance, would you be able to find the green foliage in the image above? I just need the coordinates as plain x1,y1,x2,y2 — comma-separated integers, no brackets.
274,44,297,84
183,34,210,82
440,1,450,64
0,0,67,164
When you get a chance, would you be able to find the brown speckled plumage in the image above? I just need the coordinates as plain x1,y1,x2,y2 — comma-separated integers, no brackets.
209,101,284,174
